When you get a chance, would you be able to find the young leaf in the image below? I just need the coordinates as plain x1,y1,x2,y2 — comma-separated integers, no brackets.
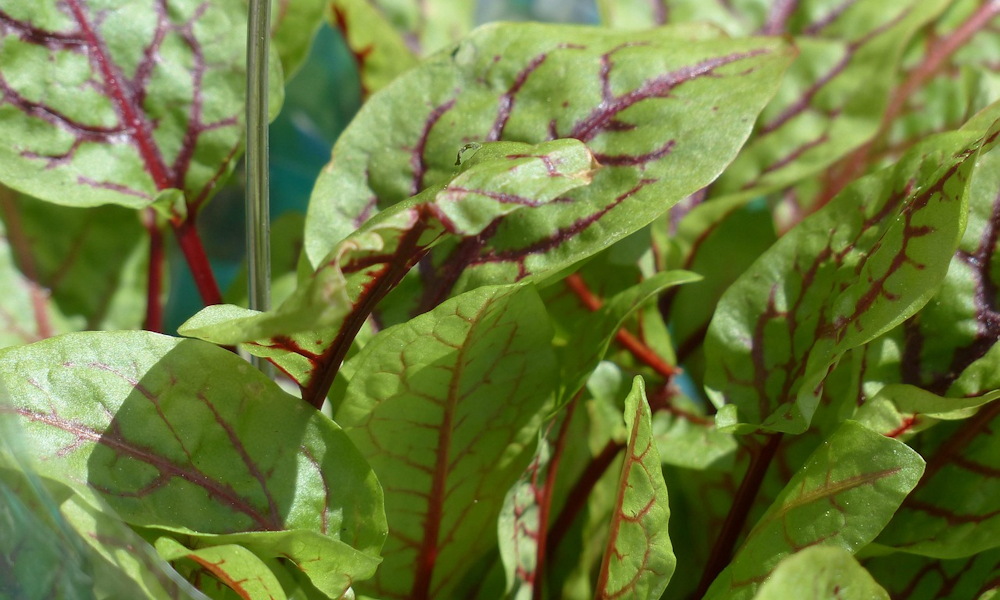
595,376,676,600
0,332,386,593
304,22,793,294
702,421,924,600
335,284,558,600
752,545,889,600
498,431,552,600
156,537,286,600
0,0,279,211
704,116,999,434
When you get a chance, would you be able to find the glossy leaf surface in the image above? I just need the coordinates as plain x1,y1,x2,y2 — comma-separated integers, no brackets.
705,119,998,433
0,0,279,211
595,376,676,600
336,284,557,599
704,421,923,600
304,22,793,293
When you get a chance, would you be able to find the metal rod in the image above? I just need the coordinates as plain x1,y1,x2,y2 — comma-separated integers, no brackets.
245,0,272,374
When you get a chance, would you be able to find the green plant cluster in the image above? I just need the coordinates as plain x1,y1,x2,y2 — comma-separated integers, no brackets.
1,1,999,599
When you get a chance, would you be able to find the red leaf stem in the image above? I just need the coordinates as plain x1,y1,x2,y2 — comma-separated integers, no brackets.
695,433,783,598
547,439,624,563
172,217,223,307
815,0,1000,209
142,208,164,332
564,274,680,379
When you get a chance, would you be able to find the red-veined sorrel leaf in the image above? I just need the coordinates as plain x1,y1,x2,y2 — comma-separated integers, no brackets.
0,188,147,350
304,22,793,295
334,284,558,600
703,421,923,600
864,546,1000,599
0,331,386,594
601,1,953,203
859,135,1000,396
595,376,676,600
854,383,999,439
0,388,202,600
330,0,474,96
655,194,778,379
181,139,595,403
269,0,326,78
704,115,1000,434
156,537,285,600
0,0,280,211
498,430,552,600
716,0,953,198
751,545,889,600
873,344,1000,559
329,0,419,96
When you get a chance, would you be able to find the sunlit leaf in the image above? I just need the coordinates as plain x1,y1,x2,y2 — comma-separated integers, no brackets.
595,376,676,600
752,545,889,600
335,284,557,599
703,421,923,600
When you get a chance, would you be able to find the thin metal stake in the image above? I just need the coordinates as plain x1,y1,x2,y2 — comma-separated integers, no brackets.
246,0,272,375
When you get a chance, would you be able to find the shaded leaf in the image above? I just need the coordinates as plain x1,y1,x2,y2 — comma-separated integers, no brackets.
0,331,385,594
329,0,419,96
335,284,558,599
0,0,280,212
864,546,1000,600
752,545,889,600
595,376,676,600
498,431,552,600
0,188,147,350
704,115,999,434
559,270,700,402
703,421,924,600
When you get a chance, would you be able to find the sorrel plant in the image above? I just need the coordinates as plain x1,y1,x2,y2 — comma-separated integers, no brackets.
1,1,1000,599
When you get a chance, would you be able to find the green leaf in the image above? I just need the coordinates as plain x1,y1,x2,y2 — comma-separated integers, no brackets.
304,22,793,294
874,369,1000,558
0,0,279,212
498,430,552,600
0,331,385,594
269,0,327,78
181,139,595,404
715,0,953,199
705,116,999,434
752,546,889,600
0,381,203,599
703,421,924,600
0,189,147,350
329,0,419,96
156,537,286,600
595,376,676,600
335,284,558,599
854,383,1000,439
864,546,1000,599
